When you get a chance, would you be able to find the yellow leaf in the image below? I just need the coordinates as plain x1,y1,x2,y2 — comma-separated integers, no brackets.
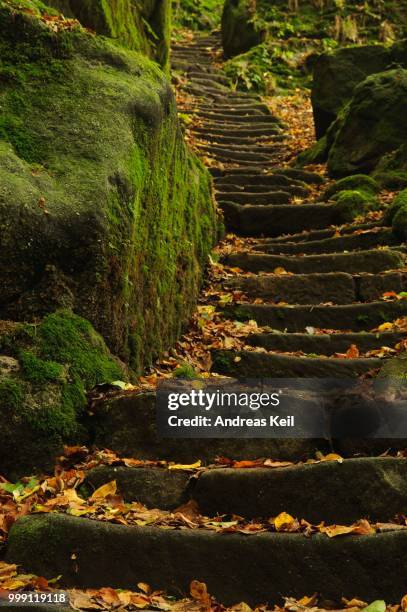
298,594,318,606
274,512,295,531
89,480,117,501
377,322,393,331
273,266,289,275
169,460,202,471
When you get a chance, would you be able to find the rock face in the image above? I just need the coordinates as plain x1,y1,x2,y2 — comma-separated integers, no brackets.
311,44,396,138
0,3,217,372
221,0,265,58
47,0,171,68
327,68,407,177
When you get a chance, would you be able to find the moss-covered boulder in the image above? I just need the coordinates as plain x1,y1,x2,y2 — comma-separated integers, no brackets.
0,310,125,479
311,44,397,138
327,69,407,177
333,189,378,223
0,3,217,372
373,145,407,189
385,189,407,240
221,0,265,59
47,0,171,68
323,174,379,200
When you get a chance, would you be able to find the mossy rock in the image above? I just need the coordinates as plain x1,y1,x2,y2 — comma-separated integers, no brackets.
296,134,329,166
45,0,171,69
323,175,379,200
311,44,396,138
0,4,217,372
333,189,377,223
221,0,266,59
373,145,407,189
388,189,407,241
328,69,407,177
0,310,125,479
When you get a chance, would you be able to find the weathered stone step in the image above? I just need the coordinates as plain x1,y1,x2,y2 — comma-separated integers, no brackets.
221,201,338,236
222,300,407,331
193,125,282,138
188,71,230,85
87,392,322,461
223,249,405,274
257,228,398,254
194,458,407,523
217,191,293,205
263,222,382,244
84,466,190,510
247,330,405,354
217,183,309,197
7,514,407,604
198,143,281,155
83,458,407,524
200,142,281,154
215,172,306,188
211,349,382,377
272,168,325,184
204,149,278,163
197,103,271,115
196,132,285,145
227,270,407,303
226,272,355,304
188,77,229,90
200,113,281,124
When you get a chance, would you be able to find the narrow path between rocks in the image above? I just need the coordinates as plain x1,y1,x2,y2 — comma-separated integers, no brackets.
165,31,407,381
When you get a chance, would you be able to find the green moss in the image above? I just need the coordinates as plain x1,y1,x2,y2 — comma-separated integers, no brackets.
38,310,123,387
324,175,379,200
0,4,217,374
296,135,328,166
0,378,25,411
333,189,377,222
385,189,407,223
172,363,199,379
19,350,64,385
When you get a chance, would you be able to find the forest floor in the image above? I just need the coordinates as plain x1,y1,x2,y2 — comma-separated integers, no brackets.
1,28,407,612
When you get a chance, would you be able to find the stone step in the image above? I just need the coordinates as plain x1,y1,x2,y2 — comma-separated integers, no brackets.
215,172,306,188
197,103,271,115
247,330,405,354
87,392,323,461
204,149,278,164
82,458,407,524
223,249,405,274
7,514,407,604
194,458,407,523
193,125,282,138
200,142,281,154
196,132,285,145
217,183,309,197
201,113,281,125
272,167,325,184
263,222,382,244
217,191,293,205
211,349,382,377
188,71,230,85
257,228,398,254
222,300,407,331
216,190,293,206
84,466,190,510
220,201,338,236
226,272,355,304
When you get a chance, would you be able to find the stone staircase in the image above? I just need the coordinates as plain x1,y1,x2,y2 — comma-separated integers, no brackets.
5,32,407,608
